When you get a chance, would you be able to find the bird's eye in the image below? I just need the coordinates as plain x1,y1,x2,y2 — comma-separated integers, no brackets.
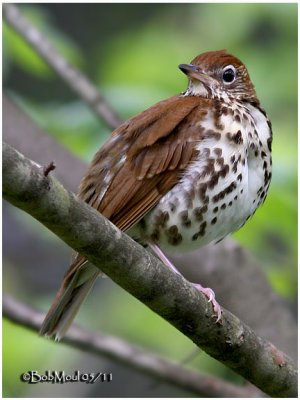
222,65,236,84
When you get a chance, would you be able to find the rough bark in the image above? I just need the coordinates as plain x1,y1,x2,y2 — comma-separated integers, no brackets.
3,142,297,397
3,93,297,360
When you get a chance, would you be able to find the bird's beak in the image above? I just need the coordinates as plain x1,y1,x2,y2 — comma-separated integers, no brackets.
179,63,216,87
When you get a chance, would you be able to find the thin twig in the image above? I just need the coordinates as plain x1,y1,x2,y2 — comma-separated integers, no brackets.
3,295,261,398
3,3,122,130
3,94,87,192
43,161,56,177
2,142,298,397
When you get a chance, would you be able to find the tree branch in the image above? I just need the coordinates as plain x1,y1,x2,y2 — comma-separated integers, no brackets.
3,3,122,130
4,295,262,398
3,93,297,359
3,142,297,397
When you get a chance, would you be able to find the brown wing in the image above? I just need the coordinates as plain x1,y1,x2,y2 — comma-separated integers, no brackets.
79,94,209,232
45,94,210,325
41,94,212,338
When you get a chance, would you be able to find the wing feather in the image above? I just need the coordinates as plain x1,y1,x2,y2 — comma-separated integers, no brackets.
41,94,210,338
67,94,209,275
79,95,208,230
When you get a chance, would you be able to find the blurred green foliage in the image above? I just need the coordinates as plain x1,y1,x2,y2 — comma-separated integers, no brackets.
3,6,84,78
3,3,297,397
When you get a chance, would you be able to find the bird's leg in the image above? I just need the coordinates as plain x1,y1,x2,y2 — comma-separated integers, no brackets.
147,240,181,274
147,240,222,322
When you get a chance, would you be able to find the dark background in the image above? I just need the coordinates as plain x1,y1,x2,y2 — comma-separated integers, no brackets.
3,3,297,397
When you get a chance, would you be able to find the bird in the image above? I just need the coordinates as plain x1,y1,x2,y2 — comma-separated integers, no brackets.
40,49,272,340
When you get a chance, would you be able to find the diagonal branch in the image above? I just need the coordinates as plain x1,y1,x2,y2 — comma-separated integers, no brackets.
3,94,297,360
3,3,122,130
3,294,262,398
2,142,297,397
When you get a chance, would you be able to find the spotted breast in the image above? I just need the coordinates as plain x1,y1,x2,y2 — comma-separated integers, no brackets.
136,98,272,251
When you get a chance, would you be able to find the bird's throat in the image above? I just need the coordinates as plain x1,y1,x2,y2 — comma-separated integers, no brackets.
184,80,209,97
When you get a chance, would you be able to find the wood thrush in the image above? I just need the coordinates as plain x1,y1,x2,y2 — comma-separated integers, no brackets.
40,50,272,340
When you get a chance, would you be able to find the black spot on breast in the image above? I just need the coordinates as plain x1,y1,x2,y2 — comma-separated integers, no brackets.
221,164,230,178
179,210,188,220
179,210,191,228
192,232,199,241
214,148,222,157
202,158,216,178
216,157,224,167
232,161,238,173
250,142,256,151
221,107,228,115
168,233,182,246
203,148,211,157
203,195,209,204
183,191,193,209
267,119,272,130
198,183,208,201
193,210,203,222
199,221,207,236
267,137,272,151
213,101,224,130
226,130,243,145
243,113,249,122
192,221,207,241
264,170,272,185
203,129,221,141
169,202,176,213
150,229,160,242
211,217,217,225
154,210,169,228
167,225,178,238
193,205,208,221
234,114,241,123
212,181,237,203
208,173,219,190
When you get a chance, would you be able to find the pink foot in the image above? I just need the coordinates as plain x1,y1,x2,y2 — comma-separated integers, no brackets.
193,283,222,322
146,240,222,322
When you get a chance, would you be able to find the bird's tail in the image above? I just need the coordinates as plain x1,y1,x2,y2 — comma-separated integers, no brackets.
39,258,100,341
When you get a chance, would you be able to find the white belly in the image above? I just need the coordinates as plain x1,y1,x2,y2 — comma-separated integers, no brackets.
132,102,272,252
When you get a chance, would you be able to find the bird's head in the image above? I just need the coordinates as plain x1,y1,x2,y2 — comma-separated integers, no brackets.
179,50,258,104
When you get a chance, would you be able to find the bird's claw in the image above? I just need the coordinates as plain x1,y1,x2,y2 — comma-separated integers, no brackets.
193,283,222,322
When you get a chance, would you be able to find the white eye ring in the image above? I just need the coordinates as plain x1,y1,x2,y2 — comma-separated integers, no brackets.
222,65,236,84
